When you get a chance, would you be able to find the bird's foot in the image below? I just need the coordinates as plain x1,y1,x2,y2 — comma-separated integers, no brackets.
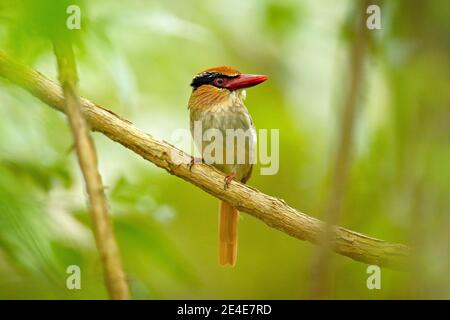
224,172,236,190
188,157,204,171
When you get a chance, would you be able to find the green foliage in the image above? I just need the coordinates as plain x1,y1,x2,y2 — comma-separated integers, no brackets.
0,0,449,299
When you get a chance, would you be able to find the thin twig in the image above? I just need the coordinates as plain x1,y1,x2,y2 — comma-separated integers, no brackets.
0,50,410,269
310,0,371,298
52,41,130,300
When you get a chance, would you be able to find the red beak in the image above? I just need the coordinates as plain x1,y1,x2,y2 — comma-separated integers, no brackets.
225,74,269,91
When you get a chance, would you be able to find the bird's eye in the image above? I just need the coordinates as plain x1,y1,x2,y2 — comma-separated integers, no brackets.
214,78,225,86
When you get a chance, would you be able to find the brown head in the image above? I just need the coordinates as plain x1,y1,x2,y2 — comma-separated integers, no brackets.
188,66,268,109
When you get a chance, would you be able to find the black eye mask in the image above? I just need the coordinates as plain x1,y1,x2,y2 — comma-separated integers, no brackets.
190,72,238,89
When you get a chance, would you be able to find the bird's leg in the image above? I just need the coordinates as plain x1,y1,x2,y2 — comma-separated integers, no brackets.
224,172,236,190
188,156,204,171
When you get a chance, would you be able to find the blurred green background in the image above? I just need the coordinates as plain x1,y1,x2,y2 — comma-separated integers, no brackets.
0,0,449,299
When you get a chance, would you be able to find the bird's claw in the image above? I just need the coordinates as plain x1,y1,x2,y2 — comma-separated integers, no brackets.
224,172,236,190
188,157,204,171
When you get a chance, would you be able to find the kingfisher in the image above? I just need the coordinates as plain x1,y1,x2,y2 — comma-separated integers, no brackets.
188,66,268,266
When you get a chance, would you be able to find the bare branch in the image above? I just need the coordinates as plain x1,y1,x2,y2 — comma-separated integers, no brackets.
0,50,410,269
52,42,129,300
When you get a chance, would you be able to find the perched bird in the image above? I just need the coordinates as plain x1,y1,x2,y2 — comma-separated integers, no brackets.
188,66,268,266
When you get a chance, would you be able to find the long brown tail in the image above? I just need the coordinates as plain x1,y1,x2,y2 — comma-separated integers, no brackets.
219,201,239,267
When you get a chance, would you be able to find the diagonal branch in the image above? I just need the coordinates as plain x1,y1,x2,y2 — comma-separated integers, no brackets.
52,42,129,300
0,51,410,269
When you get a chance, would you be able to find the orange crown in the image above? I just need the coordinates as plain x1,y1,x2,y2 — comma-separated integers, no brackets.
197,66,241,77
